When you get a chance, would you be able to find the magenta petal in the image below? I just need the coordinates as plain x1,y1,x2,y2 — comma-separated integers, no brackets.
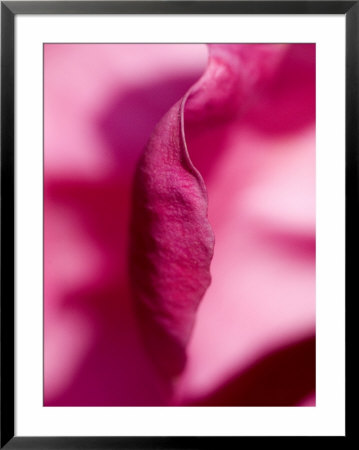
130,44,289,378
130,97,215,377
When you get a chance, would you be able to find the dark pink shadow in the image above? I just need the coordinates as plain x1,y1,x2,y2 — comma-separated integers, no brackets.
185,334,315,406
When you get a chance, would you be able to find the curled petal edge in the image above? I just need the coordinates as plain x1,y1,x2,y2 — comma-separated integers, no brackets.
129,44,288,378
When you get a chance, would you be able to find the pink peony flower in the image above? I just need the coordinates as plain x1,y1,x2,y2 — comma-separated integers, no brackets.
44,43,315,406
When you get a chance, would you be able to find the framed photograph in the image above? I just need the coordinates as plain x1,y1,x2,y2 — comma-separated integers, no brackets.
1,1,354,447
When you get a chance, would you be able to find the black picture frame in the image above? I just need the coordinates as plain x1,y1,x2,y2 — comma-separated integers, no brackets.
1,1,355,447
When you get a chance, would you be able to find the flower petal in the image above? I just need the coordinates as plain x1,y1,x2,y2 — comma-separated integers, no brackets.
129,44,288,378
130,98,214,377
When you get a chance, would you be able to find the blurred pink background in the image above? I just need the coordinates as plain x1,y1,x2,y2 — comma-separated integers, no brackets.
44,44,315,406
